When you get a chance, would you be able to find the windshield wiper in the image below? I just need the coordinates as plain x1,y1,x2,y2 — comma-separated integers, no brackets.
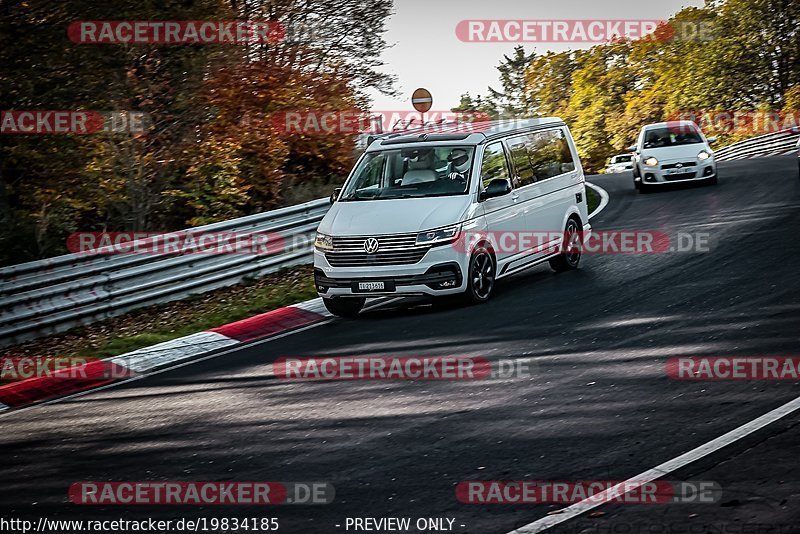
341,191,376,201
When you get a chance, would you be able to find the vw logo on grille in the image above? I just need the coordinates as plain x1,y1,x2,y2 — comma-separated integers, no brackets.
364,237,380,254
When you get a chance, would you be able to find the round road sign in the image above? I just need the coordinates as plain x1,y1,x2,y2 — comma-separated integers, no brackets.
411,88,433,113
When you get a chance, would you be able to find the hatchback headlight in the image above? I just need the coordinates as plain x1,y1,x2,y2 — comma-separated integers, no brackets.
644,157,659,167
698,150,710,160
314,232,334,251
416,225,461,246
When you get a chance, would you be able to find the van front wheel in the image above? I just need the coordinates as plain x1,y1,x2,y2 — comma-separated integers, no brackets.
463,246,496,304
323,297,365,318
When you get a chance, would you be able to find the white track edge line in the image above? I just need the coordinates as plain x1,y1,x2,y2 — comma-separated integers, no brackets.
506,394,800,533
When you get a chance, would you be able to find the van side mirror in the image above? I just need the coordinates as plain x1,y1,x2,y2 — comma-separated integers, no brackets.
707,136,718,145
626,144,638,153
479,178,512,201
330,187,342,204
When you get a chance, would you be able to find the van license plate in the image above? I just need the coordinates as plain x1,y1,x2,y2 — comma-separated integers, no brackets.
357,281,384,291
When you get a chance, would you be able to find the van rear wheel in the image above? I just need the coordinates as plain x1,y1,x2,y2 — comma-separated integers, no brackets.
549,218,582,272
323,297,365,318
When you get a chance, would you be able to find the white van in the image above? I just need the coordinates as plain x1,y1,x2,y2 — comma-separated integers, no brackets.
313,118,591,317
629,121,718,192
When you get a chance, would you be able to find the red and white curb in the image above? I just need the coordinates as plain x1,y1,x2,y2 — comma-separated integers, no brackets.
0,298,333,411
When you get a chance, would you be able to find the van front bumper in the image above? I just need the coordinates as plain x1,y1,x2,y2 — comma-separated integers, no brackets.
313,248,468,298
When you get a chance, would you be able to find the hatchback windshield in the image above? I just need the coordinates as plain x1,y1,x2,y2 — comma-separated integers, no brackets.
340,146,475,201
643,127,704,148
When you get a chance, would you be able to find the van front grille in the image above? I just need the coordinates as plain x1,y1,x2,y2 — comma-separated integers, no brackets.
326,249,429,267
327,233,429,266
331,234,419,251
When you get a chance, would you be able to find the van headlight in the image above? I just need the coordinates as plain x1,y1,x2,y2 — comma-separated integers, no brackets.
644,157,659,167
314,232,334,251
416,225,461,246
698,150,710,160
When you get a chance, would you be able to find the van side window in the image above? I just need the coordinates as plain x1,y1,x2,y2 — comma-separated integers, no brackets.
507,136,535,187
480,142,511,188
555,129,576,175
508,129,576,185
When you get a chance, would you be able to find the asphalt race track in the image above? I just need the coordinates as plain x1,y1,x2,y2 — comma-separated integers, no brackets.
2,156,800,533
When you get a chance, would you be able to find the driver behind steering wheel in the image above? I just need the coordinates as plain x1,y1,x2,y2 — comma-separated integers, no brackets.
447,148,471,181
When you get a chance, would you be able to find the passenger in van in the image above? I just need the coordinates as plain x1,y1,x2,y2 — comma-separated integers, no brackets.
402,149,437,185
406,149,435,170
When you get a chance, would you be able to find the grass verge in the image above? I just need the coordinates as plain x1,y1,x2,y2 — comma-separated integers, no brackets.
586,185,601,215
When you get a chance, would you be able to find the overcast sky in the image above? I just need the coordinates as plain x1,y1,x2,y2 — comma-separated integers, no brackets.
367,0,705,112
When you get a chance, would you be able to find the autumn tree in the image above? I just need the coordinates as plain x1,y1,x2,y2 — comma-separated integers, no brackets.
0,0,396,263
486,46,537,118
524,51,576,118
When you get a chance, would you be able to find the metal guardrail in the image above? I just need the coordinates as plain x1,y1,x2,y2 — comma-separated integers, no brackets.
0,198,330,347
714,127,800,161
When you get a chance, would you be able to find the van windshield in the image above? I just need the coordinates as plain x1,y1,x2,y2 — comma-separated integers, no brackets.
339,146,474,201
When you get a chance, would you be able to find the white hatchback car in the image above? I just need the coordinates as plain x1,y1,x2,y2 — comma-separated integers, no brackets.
313,118,591,317
605,153,634,174
629,121,718,192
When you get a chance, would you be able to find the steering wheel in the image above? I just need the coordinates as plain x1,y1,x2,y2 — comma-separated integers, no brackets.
447,171,467,183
